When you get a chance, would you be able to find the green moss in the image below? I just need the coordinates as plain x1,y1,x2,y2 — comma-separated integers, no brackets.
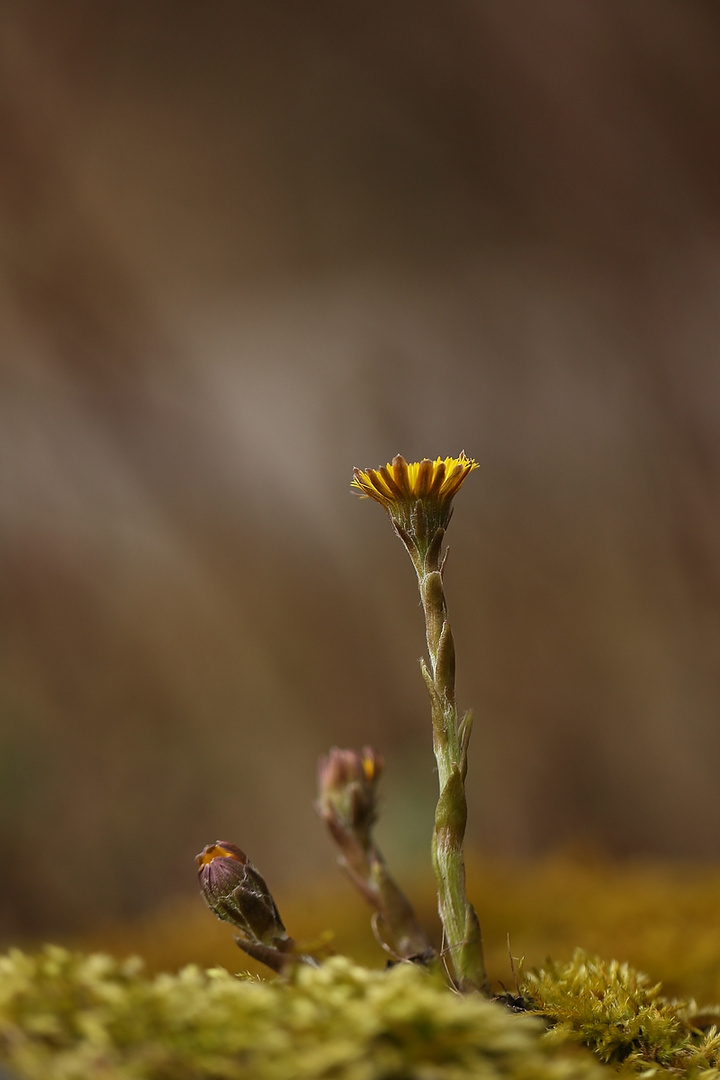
7,942,720,1079
463,856,720,1006
523,948,720,1076
0,947,607,1080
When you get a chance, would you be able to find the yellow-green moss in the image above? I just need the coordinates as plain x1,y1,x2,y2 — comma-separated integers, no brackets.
465,856,720,1005
523,949,720,1077
7,943,720,1079
0,947,608,1080
10,859,720,1079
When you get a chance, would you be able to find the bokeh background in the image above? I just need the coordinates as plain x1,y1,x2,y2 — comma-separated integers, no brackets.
3,1,720,956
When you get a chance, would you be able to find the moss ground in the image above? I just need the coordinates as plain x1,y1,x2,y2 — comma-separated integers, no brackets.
4,854,720,1079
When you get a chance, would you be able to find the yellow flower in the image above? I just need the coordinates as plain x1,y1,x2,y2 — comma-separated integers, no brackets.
352,454,478,558
353,451,475,519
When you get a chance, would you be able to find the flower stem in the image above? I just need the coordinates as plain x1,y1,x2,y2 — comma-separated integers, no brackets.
351,454,486,991
411,540,490,994
316,747,433,960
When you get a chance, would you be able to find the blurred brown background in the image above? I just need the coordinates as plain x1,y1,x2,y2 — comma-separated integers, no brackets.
2,0,720,946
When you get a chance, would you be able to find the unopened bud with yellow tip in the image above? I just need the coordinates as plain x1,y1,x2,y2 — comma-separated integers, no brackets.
316,746,383,850
196,841,290,951
316,747,433,962
196,842,321,974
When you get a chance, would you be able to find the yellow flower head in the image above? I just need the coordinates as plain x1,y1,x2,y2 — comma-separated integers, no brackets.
352,454,478,558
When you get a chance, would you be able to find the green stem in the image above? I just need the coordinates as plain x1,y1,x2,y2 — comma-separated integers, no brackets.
412,538,490,994
335,834,435,959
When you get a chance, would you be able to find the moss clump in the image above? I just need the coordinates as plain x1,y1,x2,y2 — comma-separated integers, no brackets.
464,856,720,1005
0,946,607,1080
523,948,720,1076
7,944,720,1079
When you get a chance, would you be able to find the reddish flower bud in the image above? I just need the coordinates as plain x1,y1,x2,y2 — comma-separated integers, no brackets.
196,841,289,949
316,747,383,848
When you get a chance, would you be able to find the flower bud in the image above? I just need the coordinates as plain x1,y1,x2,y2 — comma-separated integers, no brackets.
196,841,289,949
316,747,383,849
